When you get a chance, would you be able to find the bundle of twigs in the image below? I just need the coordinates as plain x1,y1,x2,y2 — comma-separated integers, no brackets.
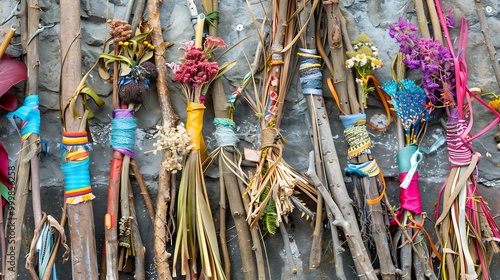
384,10,445,278
3,1,65,278
381,78,438,280
319,1,395,278
198,0,260,278
432,2,500,278
168,11,233,278
240,0,318,274
294,1,377,278
98,19,155,278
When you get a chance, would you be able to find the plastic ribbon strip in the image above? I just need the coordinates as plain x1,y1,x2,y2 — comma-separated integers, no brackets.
111,109,137,158
213,118,238,147
345,159,385,205
298,48,323,95
397,144,423,214
59,131,95,204
186,102,206,150
345,160,380,178
340,113,372,159
6,94,40,142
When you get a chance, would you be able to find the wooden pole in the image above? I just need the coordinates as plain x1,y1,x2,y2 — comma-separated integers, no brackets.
147,1,178,279
4,1,41,278
59,0,98,278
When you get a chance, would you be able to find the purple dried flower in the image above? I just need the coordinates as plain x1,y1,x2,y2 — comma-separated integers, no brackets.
389,18,456,109
445,7,455,28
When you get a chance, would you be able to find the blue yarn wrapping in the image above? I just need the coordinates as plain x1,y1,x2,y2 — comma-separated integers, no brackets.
298,48,323,95
6,95,40,141
60,155,91,194
111,109,137,158
213,118,238,147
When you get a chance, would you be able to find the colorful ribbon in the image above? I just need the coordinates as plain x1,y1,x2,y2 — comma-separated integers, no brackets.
59,131,94,204
6,95,40,142
397,145,423,214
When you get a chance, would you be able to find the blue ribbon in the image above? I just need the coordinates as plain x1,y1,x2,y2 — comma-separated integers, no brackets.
6,95,40,140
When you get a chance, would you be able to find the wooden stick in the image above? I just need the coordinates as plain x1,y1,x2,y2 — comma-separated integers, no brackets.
128,182,145,280
237,174,266,280
147,1,178,279
0,25,16,59
414,0,430,39
306,152,375,279
60,0,98,278
425,0,442,43
475,1,500,88
130,159,155,221
296,0,324,271
204,0,257,277
4,1,41,278
130,0,147,36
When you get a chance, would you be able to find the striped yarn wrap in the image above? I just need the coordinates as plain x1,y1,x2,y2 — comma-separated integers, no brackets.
446,118,473,167
298,48,323,95
59,131,94,204
111,109,137,158
340,113,372,159
345,159,380,177
6,95,40,142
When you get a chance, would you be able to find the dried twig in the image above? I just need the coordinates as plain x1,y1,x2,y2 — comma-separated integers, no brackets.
147,0,178,279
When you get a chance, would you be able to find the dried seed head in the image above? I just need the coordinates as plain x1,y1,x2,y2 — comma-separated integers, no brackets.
107,19,132,43
119,80,148,105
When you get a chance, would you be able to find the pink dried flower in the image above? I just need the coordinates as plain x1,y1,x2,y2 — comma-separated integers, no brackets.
204,36,227,52
179,41,195,52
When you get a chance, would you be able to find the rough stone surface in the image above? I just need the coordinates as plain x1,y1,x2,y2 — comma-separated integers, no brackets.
2,0,500,279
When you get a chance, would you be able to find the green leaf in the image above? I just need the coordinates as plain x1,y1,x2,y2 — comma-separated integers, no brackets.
81,87,105,106
130,32,149,43
120,62,132,76
98,53,133,67
139,51,154,65
213,60,236,80
69,96,81,120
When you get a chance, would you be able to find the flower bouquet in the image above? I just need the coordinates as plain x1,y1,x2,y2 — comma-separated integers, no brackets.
169,28,233,278
239,0,317,274
430,2,500,278
199,0,259,277
322,22,396,277
98,19,156,278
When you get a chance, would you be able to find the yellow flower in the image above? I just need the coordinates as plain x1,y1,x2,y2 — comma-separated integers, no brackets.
489,98,500,113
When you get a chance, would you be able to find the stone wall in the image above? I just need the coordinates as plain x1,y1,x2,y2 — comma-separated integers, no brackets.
1,0,500,279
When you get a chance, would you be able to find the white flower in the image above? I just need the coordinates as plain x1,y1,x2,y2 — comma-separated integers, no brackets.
345,58,355,68
359,56,367,67
356,78,364,86
372,51,379,57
